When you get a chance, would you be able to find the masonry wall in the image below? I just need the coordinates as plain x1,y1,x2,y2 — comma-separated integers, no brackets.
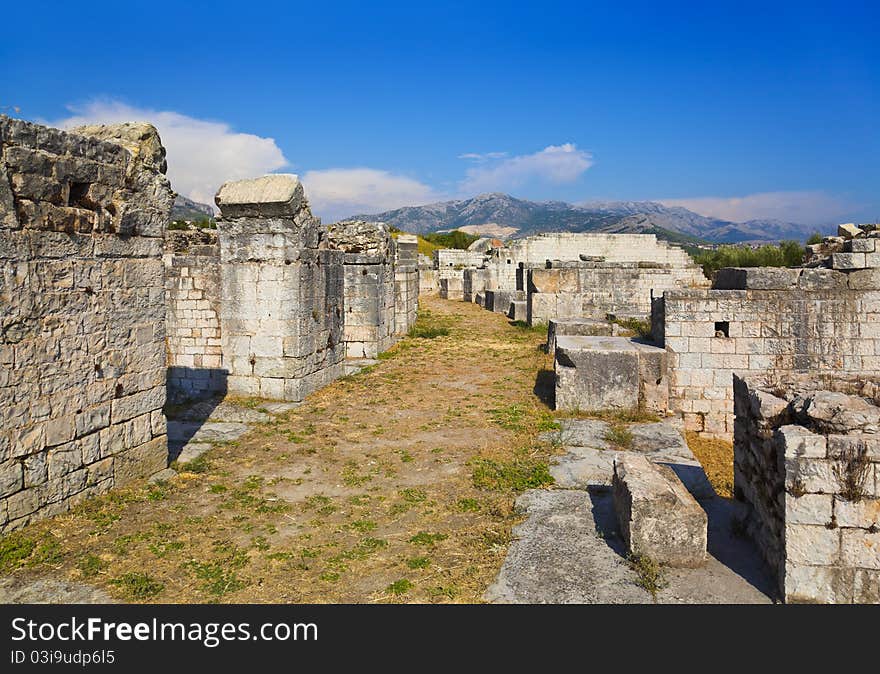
527,261,706,325
327,220,397,359
216,176,345,401
394,235,419,336
164,228,224,401
434,248,486,279
660,267,880,437
733,374,880,603
0,117,173,532
418,253,438,295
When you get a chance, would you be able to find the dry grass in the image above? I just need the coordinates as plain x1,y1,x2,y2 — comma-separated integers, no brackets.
0,295,558,603
685,431,734,498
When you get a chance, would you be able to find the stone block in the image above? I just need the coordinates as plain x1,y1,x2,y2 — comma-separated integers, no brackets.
113,437,167,486
841,529,880,569
797,268,848,290
846,238,875,253
832,252,866,270
784,563,851,604
612,455,708,567
838,223,863,239
713,267,799,290
784,523,840,565
215,174,304,219
777,425,826,458
848,268,880,290
554,336,639,411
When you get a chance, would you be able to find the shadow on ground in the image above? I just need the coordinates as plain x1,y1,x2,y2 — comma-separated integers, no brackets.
533,368,555,407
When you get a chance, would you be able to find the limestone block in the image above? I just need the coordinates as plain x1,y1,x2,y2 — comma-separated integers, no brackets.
777,425,826,458
848,268,880,289
832,252,866,270
612,455,708,567
113,437,167,486
75,404,111,438
785,493,833,525
846,238,875,253
554,336,639,412
784,563,850,604
838,223,863,239
797,268,848,290
784,523,840,565
0,460,23,495
713,267,800,290
834,496,880,528
110,386,165,424
840,529,880,569
215,174,304,219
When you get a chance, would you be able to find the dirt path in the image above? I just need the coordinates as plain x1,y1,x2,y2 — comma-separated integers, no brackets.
0,296,560,603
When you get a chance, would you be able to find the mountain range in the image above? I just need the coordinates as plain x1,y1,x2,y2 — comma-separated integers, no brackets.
352,193,822,244
171,194,215,221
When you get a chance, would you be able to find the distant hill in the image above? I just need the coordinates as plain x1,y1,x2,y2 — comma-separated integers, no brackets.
171,194,215,221
352,193,818,244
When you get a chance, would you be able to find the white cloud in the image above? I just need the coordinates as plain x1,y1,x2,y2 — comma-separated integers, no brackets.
460,143,593,193
52,100,288,207
660,191,852,225
457,151,509,161
302,168,441,221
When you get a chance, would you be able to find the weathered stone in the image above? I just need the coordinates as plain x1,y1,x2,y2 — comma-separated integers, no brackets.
713,267,800,290
0,116,171,532
838,222,864,239
847,268,880,290
612,454,708,567
555,336,640,411
832,252,866,270
215,174,304,219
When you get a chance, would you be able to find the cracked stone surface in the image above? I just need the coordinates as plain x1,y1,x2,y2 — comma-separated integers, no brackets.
489,418,775,604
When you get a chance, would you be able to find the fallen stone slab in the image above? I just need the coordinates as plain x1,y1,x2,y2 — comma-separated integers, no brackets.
167,420,252,446
485,488,772,604
260,401,303,415
175,442,213,464
484,489,650,604
215,173,304,218
175,399,271,424
149,468,178,483
508,299,527,322
613,455,708,567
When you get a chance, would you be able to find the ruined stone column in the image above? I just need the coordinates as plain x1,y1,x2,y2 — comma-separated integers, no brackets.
214,174,344,401
393,234,419,336
326,220,396,360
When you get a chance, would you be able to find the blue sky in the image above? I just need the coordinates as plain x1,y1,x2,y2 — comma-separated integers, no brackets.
2,1,877,224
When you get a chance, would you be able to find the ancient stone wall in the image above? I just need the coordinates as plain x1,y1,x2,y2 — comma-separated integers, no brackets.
0,117,173,532
393,234,419,336
659,267,880,437
527,260,706,325
164,228,224,401
418,253,438,295
434,248,486,279
215,175,345,401
327,220,397,359
733,374,880,603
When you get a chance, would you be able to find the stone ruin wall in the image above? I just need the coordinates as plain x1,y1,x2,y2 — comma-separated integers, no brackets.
434,248,486,279
733,374,880,603
394,234,419,336
215,175,345,402
418,253,438,295
0,117,173,532
527,260,707,325
327,220,397,359
657,267,880,438
164,228,224,401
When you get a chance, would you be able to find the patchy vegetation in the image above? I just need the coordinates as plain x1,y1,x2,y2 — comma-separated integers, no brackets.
0,295,556,603
691,240,806,279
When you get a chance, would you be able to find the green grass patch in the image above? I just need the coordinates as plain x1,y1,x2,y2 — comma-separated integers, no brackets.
386,578,413,595
456,498,480,512
0,532,36,572
628,554,668,601
470,456,553,492
109,573,164,601
604,424,634,450
77,554,107,578
409,531,448,546
407,556,431,569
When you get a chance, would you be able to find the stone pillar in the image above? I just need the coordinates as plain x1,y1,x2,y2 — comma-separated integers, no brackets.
326,220,396,360
0,117,173,532
394,234,419,336
214,174,344,401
